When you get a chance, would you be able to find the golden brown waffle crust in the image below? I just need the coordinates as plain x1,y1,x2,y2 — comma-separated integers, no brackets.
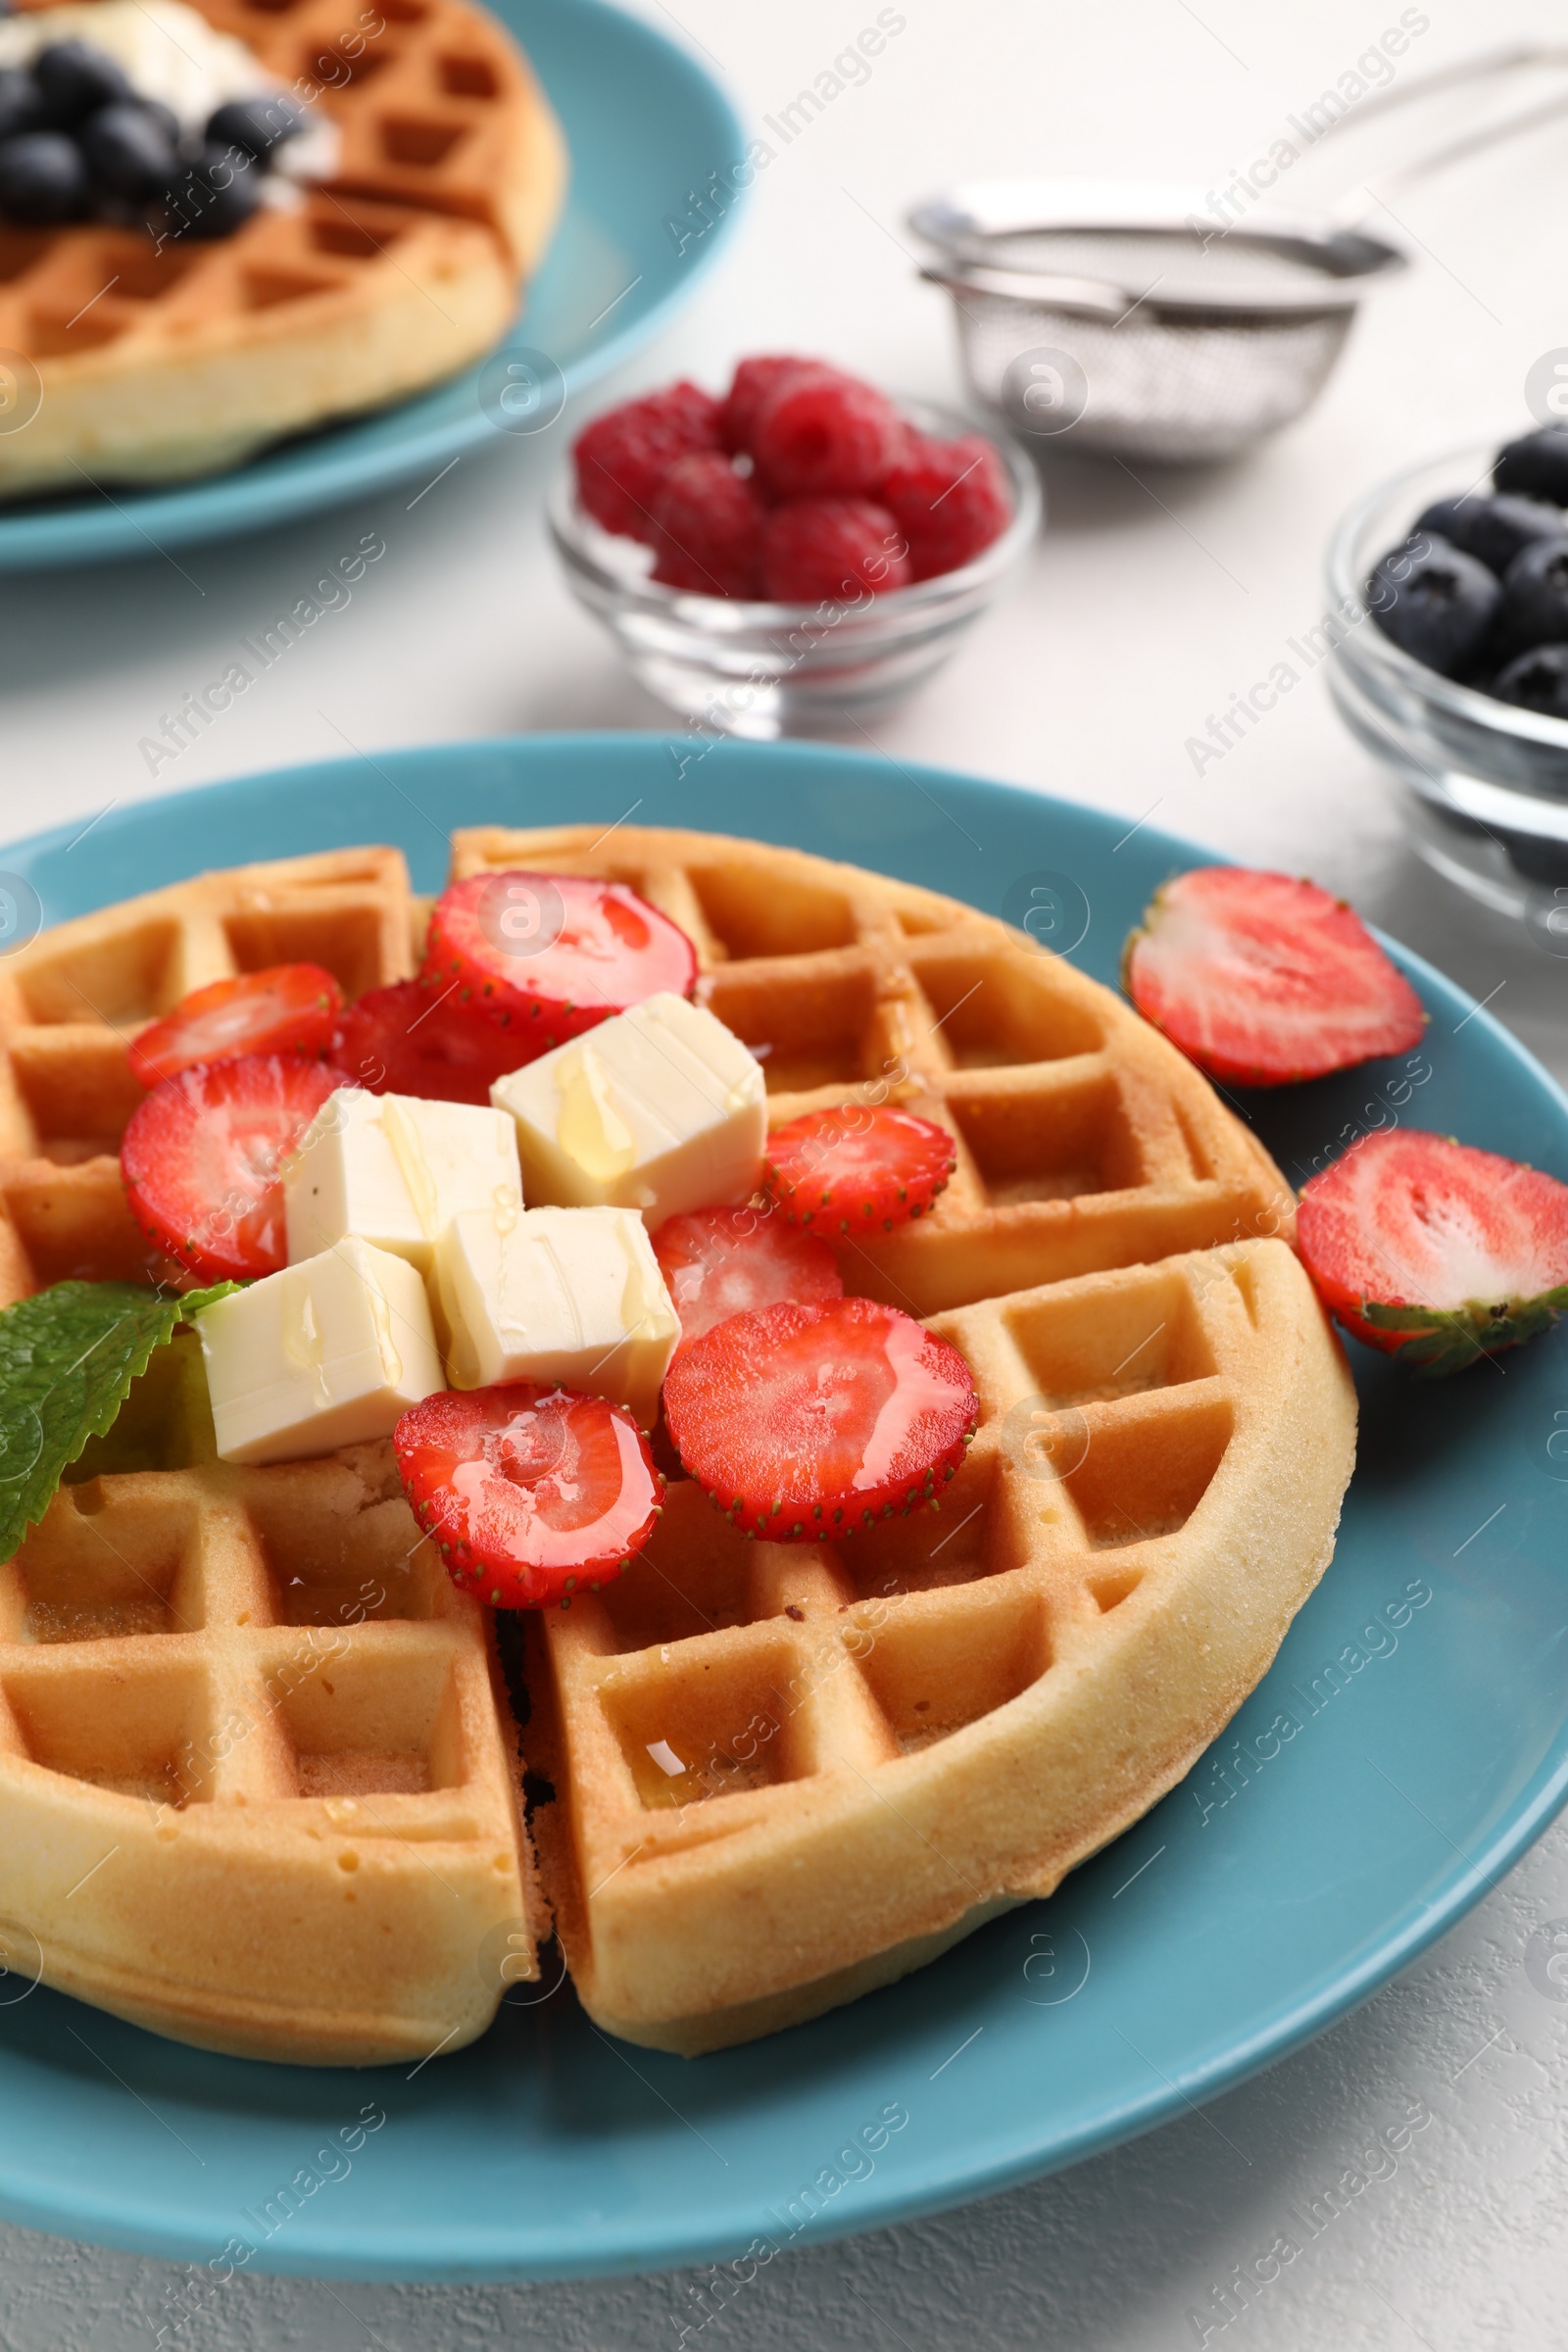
0,0,567,494
1,1444,535,2065
530,1238,1354,2053
449,822,1356,2055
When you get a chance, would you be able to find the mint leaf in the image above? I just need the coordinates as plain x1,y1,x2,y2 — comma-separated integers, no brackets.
0,1280,240,1562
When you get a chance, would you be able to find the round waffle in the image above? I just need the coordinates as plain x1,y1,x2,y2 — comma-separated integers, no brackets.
0,827,1355,2061
0,0,565,497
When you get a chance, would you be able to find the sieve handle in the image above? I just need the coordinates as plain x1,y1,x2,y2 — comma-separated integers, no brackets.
1317,43,1568,225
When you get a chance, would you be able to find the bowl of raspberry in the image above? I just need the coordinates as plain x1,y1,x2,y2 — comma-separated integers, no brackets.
549,356,1040,736
1326,426,1568,946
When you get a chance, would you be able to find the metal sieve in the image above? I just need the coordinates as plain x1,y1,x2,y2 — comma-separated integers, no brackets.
911,46,1568,464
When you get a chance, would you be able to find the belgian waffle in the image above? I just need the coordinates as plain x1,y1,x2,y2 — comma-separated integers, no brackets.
0,0,566,496
0,827,1356,2061
451,825,1356,2052
2,1437,535,2063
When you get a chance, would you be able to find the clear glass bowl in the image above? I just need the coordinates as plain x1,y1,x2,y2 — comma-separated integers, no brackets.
547,399,1041,738
1325,442,1568,947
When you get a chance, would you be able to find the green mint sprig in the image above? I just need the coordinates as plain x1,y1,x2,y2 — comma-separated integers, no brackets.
0,1280,239,1562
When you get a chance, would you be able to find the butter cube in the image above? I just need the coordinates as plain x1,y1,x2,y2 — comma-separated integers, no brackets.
194,1238,445,1466
284,1088,425,1268
491,994,765,1227
381,1093,522,1246
434,1204,679,1427
284,1086,522,1273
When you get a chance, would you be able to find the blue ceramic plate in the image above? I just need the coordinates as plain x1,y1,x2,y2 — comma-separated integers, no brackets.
0,0,743,571
0,735,1564,2282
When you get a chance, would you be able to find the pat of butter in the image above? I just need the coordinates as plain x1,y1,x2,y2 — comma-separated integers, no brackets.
434,1204,679,1428
491,994,765,1227
284,1087,522,1273
380,1094,522,1244
284,1088,425,1268
193,1238,444,1466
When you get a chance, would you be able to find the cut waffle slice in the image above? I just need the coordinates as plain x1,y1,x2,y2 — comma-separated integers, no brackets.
0,846,416,1301
0,0,567,497
446,824,1353,2051
531,1237,1355,2053
0,1436,536,2064
448,823,1296,1312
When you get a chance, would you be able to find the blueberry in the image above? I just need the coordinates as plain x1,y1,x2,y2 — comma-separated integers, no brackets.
33,40,131,124
1414,492,1567,578
0,128,90,223
1367,533,1501,676
140,99,181,148
1491,643,1568,718
1497,534,1568,653
164,143,262,241
1494,424,1568,504
80,101,178,197
0,67,41,144
205,94,303,162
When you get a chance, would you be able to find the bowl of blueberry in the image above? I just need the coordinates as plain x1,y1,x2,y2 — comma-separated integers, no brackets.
1327,423,1568,932
548,356,1041,737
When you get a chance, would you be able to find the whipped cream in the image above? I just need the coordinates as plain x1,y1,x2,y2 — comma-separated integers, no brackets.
0,1,339,190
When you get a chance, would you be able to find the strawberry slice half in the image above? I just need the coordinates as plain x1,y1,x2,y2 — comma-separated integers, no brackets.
1298,1130,1568,1373
764,1104,956,1235
420,871,697,1048
1123,866,1427,1086
129,964,345,1087
662,1296,978,1540
331,980,526,1105
652,1203,843,1353
394,1383,662,1608
121,1053,345,1282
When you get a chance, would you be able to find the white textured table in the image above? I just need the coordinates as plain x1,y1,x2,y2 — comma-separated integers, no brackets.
1,2,1566,2343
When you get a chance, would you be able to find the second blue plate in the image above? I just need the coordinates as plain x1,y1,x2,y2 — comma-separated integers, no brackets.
0,0,744,570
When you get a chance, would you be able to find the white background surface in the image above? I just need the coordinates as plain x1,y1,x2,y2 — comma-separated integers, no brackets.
2,0,1567,2343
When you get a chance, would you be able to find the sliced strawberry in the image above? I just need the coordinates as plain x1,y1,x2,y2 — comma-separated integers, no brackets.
420,871,698,1047
128,964,344,1088
764,1103,956,1235
1298,1130,1568,1374
393,1383,662,1608
1122,867,1427,1086
662,1296,977,1541
331,980,527,1105
652,1204,843,1353
121,1054,344,1282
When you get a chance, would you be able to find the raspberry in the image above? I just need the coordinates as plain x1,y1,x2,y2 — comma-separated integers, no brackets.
572,381,721,543
760,498,910,603
751,368,906,497
719,355,819,455
649,452,766,596
881,432,1013,581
